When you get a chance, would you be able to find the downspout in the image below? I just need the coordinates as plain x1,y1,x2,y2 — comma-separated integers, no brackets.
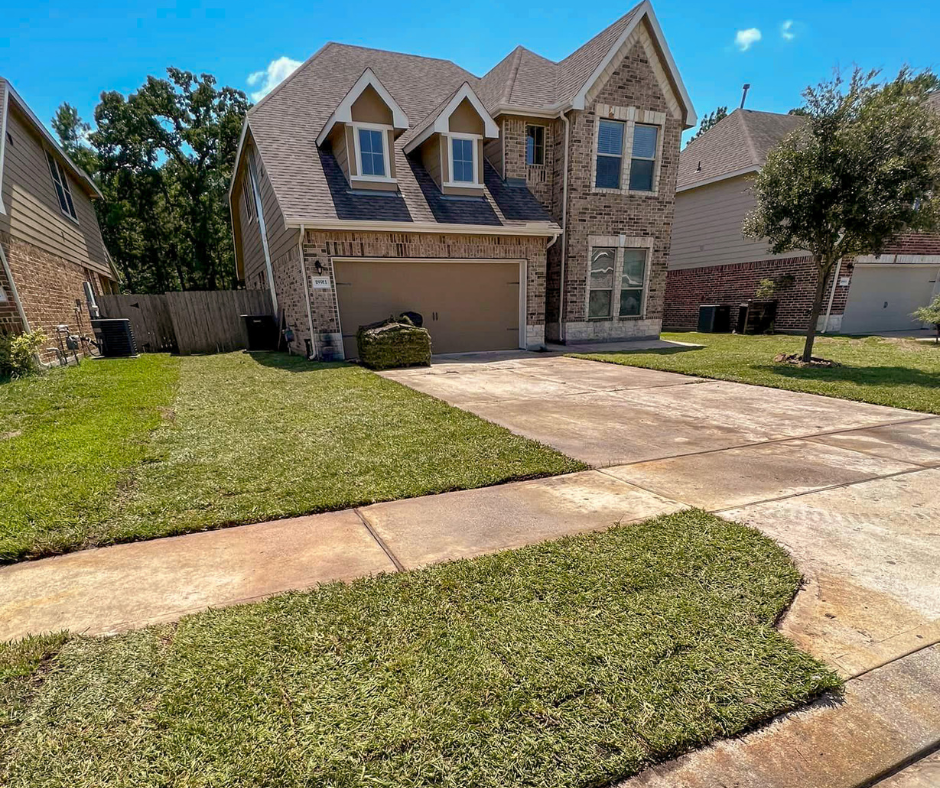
298,225,318,360
557,110,570,343
821,259,842,333
0,241,29,332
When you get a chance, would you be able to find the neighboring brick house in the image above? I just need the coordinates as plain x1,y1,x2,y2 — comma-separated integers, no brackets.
665,105,940,334
0,78,118,361
228,0,696,358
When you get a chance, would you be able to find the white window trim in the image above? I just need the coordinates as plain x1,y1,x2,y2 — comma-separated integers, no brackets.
350,122,396,184
525,123,547,167
242,176,254,223
46,150,79,224
585,236,654,321
628,123,659,193
444,132,482,188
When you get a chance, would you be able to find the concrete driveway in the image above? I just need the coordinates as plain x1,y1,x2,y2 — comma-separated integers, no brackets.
381,354,940,677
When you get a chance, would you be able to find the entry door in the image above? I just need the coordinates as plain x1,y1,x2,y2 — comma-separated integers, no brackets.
334,260,521,358
841,266,939,334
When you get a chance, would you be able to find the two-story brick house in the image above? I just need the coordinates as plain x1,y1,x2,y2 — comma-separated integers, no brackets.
0,78,119,360
228,0,695,358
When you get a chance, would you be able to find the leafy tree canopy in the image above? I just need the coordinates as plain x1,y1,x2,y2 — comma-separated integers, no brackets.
743,66,940,360
689,106,728,142
53,69,250,293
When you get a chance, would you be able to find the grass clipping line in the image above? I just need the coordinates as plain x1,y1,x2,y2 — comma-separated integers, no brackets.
0,511,841,788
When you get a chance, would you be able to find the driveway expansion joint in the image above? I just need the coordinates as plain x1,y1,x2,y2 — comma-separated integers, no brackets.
355,507,405,573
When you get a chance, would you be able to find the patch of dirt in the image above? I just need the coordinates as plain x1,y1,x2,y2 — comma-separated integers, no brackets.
158,407,176,422
1,430,22,441
774,353,839,368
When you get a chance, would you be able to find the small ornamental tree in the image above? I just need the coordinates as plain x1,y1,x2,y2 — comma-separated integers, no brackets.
744,67,940,362
912,295,940,343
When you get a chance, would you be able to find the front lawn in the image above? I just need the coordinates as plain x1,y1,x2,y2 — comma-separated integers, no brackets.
572,333,940,414
1,353,582,562
0,511,840,788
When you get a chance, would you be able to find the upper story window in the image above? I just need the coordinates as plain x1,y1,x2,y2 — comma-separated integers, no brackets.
446,134,480,186
526,125,544,165
357,127,386,177
629,124,659,192
352,123,393,182
595,119,624,189
45,151,78,222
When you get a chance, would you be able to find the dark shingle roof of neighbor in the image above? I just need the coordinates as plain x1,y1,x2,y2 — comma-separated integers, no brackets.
678,109,805,190
245,3,648,228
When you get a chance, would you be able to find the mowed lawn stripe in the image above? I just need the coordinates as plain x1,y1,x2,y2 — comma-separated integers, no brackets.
1,352,583,562
571,333,940,415
0,511,841,788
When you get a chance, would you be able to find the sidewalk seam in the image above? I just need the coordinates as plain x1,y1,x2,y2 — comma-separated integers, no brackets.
355,508,405,573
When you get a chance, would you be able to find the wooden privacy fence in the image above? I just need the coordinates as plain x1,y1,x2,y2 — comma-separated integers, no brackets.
97,290,273,355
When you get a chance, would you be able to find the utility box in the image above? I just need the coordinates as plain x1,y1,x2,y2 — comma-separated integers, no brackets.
241,314,278,351
697,304,732,333
91,319,138,358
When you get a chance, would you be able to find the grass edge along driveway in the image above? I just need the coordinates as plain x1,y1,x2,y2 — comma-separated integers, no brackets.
571,332,940,415
1,352,583,564
0,510,841,788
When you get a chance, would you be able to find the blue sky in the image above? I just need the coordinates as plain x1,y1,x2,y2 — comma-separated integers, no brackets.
1,0,937,145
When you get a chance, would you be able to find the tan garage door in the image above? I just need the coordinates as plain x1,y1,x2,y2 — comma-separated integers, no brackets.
334,260,521,358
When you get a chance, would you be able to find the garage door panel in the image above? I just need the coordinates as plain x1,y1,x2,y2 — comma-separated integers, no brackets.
334,261,521,357
841,266,939,334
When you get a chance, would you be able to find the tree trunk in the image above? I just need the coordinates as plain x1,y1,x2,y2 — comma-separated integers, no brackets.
802,260,831,363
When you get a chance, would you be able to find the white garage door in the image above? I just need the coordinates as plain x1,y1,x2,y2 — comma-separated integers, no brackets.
841,265,939,334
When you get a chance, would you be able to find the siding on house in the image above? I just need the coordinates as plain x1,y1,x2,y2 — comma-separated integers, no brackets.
0,103,110,278
669,175,797,270
235,133,298,294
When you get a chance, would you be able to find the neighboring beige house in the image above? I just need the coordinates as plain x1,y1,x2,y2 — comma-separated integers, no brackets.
0,78,118,360
666,106,940,334
229,0,696,358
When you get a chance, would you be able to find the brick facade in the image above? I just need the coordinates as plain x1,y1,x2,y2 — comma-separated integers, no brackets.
547,31,681,343
267,230,548,359
664,255,855,332
1,232,109,362
665,231,940,333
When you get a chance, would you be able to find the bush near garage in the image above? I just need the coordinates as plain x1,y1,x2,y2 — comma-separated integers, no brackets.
356,315,432,370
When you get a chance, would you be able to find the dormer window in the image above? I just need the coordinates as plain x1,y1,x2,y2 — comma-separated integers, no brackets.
449,135,477,185
403,82,498,195
354,124,391,180
316,68,409,190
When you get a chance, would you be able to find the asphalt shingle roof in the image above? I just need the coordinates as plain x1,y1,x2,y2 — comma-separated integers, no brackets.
678,109,806,190
245,4,648,227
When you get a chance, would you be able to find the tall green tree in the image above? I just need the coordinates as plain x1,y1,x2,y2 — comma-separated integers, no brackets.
54,69,250,293
689,106,728,142
743,67,940,362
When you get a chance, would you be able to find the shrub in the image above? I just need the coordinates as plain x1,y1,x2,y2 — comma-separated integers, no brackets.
0,330,47,378
912,295,940,343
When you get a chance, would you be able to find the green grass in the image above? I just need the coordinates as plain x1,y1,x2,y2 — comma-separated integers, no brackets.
1,353,582,562
0,511,841,788
571,332,940,414
0,356,180,561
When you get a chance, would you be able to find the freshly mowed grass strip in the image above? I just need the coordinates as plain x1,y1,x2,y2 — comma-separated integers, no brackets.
1,352,581,562
571,332,940,414
107,352,582,544
0,356,180,562
0,511,841,788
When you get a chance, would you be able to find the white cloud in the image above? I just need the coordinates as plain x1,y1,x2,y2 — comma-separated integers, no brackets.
734,28,762,52
247,56,302,101
780,20,795,41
